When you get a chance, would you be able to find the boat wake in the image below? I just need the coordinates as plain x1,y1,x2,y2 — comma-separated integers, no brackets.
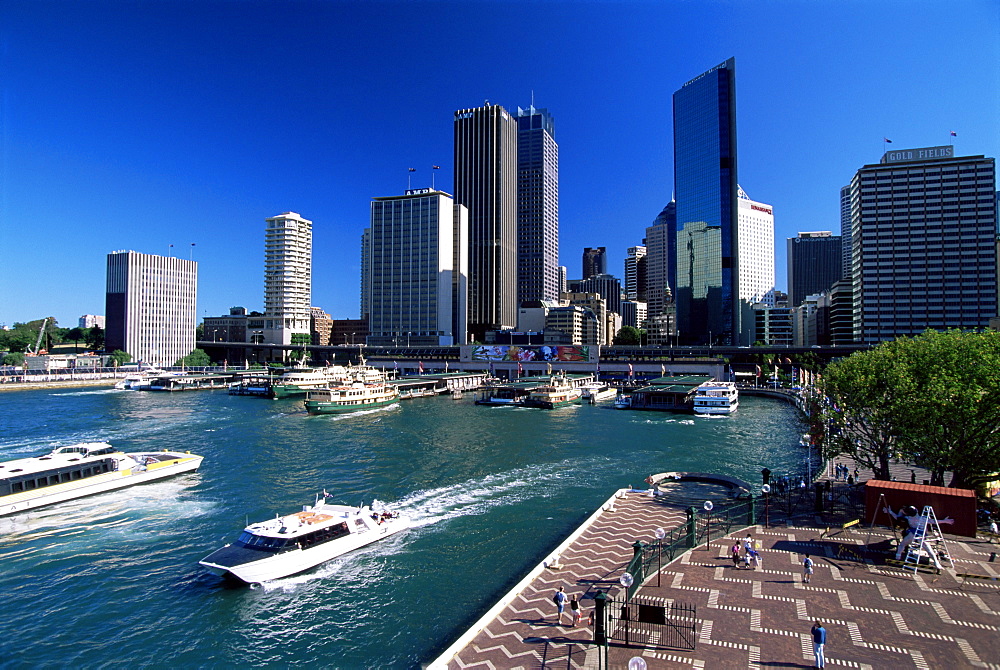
319,403,402,421
49,388,123,397
394,458,595,529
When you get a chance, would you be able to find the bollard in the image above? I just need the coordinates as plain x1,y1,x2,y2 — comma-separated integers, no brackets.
593,590,608,645
632,540,646,584
747,495,757,526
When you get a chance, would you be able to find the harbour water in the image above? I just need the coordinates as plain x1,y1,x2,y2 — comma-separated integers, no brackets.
0,386,807,668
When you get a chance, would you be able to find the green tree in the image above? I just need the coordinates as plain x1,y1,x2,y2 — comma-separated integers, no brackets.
108,350,132,366
66,327,86,351
2,352,25,367
86,325,105,351
821,330,1000,487
613,325,643,345
177,349,211,367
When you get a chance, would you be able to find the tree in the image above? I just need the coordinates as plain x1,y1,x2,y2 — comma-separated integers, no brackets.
820,329,1000,487
613,325,643,345
86,325,105,351
176,349,211,367
108,350,132,366
2,352,25,367
66,327,86,351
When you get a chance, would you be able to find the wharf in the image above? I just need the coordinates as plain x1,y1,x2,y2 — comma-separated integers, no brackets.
430,464,1000,669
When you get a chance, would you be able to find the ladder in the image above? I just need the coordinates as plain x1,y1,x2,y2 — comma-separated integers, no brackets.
902,506,954,573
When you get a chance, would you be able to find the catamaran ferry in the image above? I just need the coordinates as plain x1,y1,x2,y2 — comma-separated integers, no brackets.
0,442,204,516
199,493,410,584
692,380,739,415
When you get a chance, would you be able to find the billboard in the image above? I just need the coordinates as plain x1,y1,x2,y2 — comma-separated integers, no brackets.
470,345,590,362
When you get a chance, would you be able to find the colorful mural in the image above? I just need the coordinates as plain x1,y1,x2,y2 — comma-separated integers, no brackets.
470,345,589,362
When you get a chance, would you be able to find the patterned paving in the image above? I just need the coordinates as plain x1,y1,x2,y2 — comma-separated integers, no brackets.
432,465,1000,669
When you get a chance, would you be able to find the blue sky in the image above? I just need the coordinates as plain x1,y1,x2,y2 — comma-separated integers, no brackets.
1,0,998,329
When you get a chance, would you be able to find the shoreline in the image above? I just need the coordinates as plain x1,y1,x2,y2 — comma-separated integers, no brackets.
0,379,118,392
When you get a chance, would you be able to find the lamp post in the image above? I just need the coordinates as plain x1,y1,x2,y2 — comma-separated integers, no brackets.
761,484,771,528
703,500,714,550
654,527,666,586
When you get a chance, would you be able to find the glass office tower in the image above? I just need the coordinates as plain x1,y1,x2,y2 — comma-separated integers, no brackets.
516,106,559,306
673,58,739,345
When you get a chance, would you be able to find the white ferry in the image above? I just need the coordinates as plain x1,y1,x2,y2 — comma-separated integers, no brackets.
0,442,204,516
114,368,170,389
199,494,410,584
523,375,583,409
270,365,350,399
580,383,618,403
304,382,400,414
692,380,739,415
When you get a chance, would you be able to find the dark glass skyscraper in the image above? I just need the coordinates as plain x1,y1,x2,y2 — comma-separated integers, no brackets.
516,106,559,306
787,232,843,307
673,58,739,345
454,104,518,341
582,247,607,279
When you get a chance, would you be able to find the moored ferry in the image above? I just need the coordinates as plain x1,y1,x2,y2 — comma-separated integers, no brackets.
580,383,618,403
0,442,204,516
270,365,350,399
522,375,583,409
199,493,410,584
692,380,739,415
304,382,400,414
114,368,170,389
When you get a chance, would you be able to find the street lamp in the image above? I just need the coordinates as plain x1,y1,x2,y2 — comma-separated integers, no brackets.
654,527,666,586
703,500,714,550
761,484,771,528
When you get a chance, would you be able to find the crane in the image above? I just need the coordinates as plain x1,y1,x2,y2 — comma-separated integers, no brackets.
29,318,48,355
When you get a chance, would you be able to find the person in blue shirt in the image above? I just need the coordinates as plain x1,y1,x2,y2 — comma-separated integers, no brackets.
553,586,567,625
811,621,827,668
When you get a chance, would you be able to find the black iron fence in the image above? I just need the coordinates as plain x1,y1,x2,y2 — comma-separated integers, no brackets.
606,593,697,651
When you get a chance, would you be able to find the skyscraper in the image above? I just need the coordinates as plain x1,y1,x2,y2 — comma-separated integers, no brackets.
105,250,197,366
582,247,607,279
454,103,518,341
787,231,842,307
673,58,739,345
624,245,647,301
516,105,559,306
736,187,775,342
364,188,468,346
644,200,676,320
848,146,997,343
263,212,312,346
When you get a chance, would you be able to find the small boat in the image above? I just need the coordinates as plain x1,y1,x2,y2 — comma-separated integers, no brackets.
522,375,583,409
199,493,410,584
304,382,400,414
580,383,618,404
0,442,203,516
692,380,739,415
614,394,632,409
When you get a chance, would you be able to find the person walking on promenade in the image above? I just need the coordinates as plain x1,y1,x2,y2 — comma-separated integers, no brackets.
803,555,814,584
750,547,762,570
570,595,581,626
811,621,827,668
731,541,742,568
553,586,567,625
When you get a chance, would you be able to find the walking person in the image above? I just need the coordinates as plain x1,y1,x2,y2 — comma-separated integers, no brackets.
803,555,814,584
553,586,567,625
811,621,827,668
570,595,581,626
731,541,742,568
750,547,762,570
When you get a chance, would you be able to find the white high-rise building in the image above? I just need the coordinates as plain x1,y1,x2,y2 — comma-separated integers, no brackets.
105,251,197,366
263,212,312,346
737,187,775,344
364,189,468,346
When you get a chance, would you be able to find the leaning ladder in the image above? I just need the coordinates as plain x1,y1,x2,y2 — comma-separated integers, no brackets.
902,506,954,573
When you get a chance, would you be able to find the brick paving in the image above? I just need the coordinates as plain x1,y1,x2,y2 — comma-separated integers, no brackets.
432,461,1000,670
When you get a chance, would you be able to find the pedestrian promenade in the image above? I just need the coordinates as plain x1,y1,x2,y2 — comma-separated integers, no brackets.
431,466,1000,669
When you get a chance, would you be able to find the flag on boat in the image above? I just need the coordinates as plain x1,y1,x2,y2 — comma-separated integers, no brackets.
418,361,424,373
628,363,634,376
755,364,762,377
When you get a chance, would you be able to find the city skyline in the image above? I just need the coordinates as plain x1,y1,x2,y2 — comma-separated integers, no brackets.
1,1,998,329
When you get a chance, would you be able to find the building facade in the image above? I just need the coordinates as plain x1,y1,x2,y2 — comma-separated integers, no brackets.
582,246,607,279
364,188,468,347
263,212,312,347
673,58,739,345
848,147,997,343
575,273,623,316
737,186,775,312
105,250,197,366
516,105,560,306
78,315,105,329
454,103,518,340
787,231,843,307
624,245,647,301
203,307,248,343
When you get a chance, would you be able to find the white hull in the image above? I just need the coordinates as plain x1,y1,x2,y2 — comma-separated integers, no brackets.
201,516,409,583
1,455,203,517
694,401,739,415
